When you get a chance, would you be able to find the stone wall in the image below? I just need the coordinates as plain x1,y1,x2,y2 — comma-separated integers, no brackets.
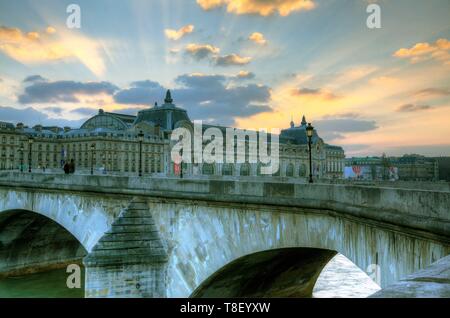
149,199,449,296
0,172,448,297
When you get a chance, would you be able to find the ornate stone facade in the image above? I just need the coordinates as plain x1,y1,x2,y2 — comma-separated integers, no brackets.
0,90,345,179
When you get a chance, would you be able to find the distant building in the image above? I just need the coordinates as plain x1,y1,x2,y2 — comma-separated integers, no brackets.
432,157,450,181
345,154,439,181
0,90,345,179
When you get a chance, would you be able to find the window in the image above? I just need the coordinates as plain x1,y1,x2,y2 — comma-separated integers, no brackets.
202,163,215,175
286,163,294,177
222,163,234,176
240,163,250,176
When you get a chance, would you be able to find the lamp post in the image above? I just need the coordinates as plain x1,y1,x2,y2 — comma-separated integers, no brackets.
19,145,24,172
306,123,314,184
138,131,144,177
28,136,34,173
180,148,184,179
90,143,95,175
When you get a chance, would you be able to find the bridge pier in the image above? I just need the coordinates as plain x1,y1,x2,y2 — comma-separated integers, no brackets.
83,199,168,298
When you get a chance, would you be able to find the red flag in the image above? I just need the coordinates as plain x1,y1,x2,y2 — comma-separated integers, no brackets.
352,166,361,175
174,163,181,175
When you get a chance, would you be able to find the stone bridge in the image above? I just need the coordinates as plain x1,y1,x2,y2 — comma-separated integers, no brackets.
0,171,448,297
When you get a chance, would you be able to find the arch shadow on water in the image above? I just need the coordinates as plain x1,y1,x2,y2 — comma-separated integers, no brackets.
0,210,87,297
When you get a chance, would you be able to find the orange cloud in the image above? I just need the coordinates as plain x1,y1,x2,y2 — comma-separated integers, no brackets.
236,70,255,79
164,24,194,40
215,53,252,66
185,43,220,60
394,38,450,65
291,87,341,101
0,26,71,62
0,26,106,76
248,32,267,45
46,26,56,34
197,0,315,16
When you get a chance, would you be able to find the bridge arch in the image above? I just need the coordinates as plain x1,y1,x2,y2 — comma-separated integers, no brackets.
0,210,87,277
190,248,338,297
150,200,448,297
0,188,127,252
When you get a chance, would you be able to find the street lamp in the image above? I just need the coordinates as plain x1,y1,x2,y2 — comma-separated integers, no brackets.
90,143,95,175
180,148,184,179
19,145,24,172
28,136,34,173
306,123,314,184
137,131,144,177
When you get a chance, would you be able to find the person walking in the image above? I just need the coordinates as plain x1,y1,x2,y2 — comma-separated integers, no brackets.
63,161,70,174
69,159,75,174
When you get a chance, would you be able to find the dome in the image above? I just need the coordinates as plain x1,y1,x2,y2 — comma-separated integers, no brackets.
81,111,129,131
280,116,323,145
133,90,190,130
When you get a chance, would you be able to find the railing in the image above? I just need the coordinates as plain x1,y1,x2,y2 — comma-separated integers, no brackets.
0,171,449,239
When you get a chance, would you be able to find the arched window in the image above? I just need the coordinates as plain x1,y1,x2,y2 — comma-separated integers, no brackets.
299,164,307,177
240,163,250,176
286,163,294,177
222,163,234,176
202,163,215,175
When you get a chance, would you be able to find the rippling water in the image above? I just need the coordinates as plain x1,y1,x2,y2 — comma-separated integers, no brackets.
0,268,84,298
0,254,379,298
313,254,381,298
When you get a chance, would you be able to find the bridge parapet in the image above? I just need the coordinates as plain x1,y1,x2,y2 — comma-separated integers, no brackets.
0,171,449,239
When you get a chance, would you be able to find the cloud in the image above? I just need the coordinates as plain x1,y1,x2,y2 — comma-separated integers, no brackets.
113,80,165,105
165,25,194,40
46,26,56,34
321,112,360,119
314,118,378,141
0,105,86,128
18,79,119,103
174,73,271,125
248,32,267,45
196,0,316,16
185,43,220,60
184,43,252,67
311,114,378,142
215,53,252,66
113,107,147,115
305,117,377,143
394,38,450,65
113,73,272,125
43,106,64,114
235,70,255,80
23,74,47,83
396,104,431,112
0,26,106,76
71,107,97,116
130,80,163,89
413,88,450,98
292,87,340,100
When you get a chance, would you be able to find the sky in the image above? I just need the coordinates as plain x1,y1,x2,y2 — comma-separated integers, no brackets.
0,0,449,157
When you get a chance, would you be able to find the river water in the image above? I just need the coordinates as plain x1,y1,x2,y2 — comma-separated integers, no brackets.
0,254,379,298
0,267,84,298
